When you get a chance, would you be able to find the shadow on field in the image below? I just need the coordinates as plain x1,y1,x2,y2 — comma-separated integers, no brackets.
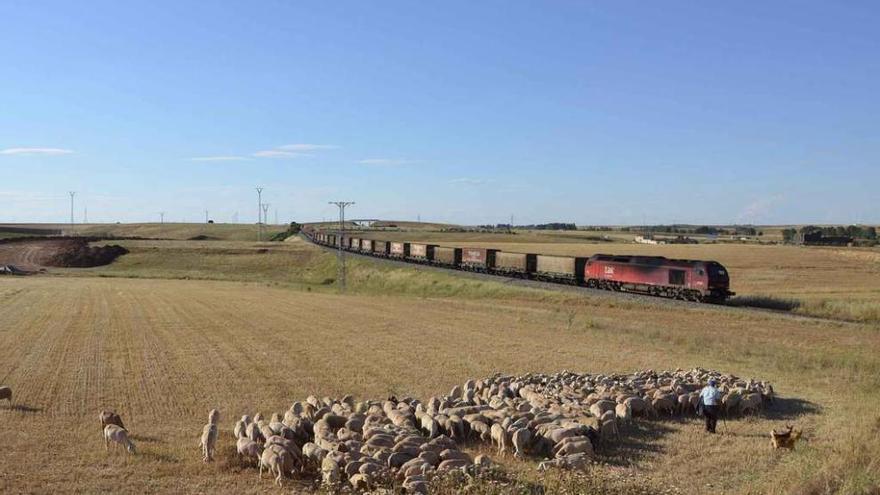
600,419,677,466
137,450,180,463
727,295,801,312
9,403,43,413
760,396,822,421
130,434,163,443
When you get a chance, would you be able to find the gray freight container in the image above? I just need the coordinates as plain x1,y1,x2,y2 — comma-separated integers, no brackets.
461,248,498,270
535,255,587,284
494,252,537,276
409,243,436,261
433,246,462,266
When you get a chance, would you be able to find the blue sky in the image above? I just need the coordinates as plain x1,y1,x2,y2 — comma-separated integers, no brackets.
1,1,878,225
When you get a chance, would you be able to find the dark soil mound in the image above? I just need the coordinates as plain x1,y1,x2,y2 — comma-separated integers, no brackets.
188,235,220,241
43,242,129,268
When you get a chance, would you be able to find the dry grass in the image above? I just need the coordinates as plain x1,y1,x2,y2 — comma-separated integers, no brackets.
1,260,879,493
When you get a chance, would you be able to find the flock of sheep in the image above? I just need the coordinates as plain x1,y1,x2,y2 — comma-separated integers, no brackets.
1,368,772,493
217,368,773,492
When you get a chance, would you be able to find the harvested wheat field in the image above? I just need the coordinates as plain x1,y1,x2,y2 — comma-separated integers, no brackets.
1,267,878,494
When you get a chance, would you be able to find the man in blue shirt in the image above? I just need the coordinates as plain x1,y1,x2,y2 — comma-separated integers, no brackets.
699,379,722,433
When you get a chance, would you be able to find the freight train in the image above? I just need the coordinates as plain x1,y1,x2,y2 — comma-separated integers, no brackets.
304,230,735,303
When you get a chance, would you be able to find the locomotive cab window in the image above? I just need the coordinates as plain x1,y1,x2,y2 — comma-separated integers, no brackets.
668,269,686,285
697,269,705,276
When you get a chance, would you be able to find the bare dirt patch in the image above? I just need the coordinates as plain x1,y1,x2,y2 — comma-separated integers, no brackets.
0,237,128,271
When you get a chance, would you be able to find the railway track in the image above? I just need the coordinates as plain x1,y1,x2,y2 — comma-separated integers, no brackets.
300,234,850,325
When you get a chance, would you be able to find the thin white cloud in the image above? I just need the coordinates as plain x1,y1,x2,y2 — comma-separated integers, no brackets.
253,150,310,158
358,158,416,166
449,177,490,186
737,194,785,222
0,147,74,156
190,156,250,162
277,144,338,152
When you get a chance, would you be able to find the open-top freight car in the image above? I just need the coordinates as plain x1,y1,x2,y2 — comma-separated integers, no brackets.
349,238,361,251
585,254,733,302
461,248,498,272
493,252,537,278
433,246,462,267
373,240,391,257
389,242,410,259
408,243,437,263
360,239,373,253
535,255,587,284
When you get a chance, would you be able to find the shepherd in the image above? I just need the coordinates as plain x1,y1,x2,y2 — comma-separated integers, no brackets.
699,378,722,433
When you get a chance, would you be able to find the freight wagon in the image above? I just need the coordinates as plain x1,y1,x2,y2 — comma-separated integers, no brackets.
535,255,587,284
433,246,462,267
461,248,498,272
360,239,373,253
493,252,537,278
584,254,733,302
389,242,410,258
349,238,361,250
373,240,391,257
408,243,436,263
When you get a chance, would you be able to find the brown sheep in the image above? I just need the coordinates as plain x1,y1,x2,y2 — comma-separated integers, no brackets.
99,410,125,431
0,386,12,407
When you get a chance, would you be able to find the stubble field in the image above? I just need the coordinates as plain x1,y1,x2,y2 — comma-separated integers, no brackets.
0,230,878,494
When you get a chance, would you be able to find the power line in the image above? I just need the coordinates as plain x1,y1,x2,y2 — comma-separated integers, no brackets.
328,201,355,292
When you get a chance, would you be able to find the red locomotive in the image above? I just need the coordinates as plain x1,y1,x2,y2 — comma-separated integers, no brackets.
585,254,733,302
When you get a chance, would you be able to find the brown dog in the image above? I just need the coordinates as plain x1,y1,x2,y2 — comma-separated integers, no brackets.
770,425,801,449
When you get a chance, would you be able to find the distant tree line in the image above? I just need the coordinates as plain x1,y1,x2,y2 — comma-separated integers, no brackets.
469,223,578,231
620,225,763,236
269,221,302,241
782,225,877,243
515,223,578,231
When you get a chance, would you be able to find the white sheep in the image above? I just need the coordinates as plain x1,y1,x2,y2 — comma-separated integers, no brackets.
103,424,136,454
199,422,218,462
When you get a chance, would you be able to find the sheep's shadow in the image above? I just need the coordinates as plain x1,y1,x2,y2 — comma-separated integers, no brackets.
8,403,43,413
598,419,677,466
136,450,180,463
130,434,163,443
759,397,821,421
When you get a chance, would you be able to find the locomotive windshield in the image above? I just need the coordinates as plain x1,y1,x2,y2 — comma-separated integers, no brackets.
707,263,729,281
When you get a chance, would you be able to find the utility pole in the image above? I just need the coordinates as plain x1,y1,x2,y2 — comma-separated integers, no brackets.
256,187,263,241
159,212,165,224
205,210,209,224
83,205,88,224
328,201,355,292
68,191,76,229
274,208,278,226
261,203,270,237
